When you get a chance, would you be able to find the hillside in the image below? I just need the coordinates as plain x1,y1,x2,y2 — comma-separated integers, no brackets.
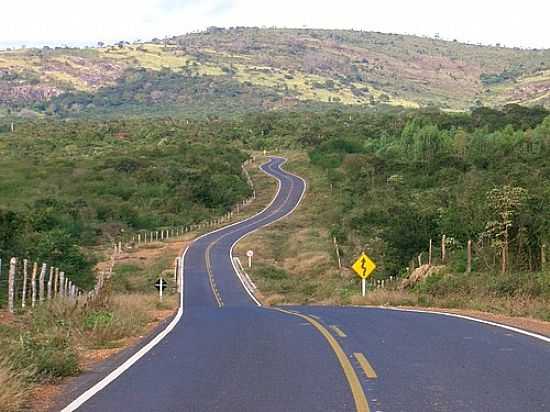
1,27,550,117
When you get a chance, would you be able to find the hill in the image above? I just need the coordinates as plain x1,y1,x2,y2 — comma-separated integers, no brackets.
1,27,550,117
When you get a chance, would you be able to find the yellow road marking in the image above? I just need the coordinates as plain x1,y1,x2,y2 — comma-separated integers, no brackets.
201,168,297,308
330,325,347,338
354,353,378,379
275,308,370,412
309,314,321,320
205,239,224,307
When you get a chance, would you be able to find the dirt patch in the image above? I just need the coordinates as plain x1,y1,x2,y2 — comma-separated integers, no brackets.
0,311,15,326
29,384,62,412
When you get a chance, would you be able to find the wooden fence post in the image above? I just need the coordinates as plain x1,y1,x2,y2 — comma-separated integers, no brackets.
332,237,342,271
441,235,447,263
47,267,54,299
428,239,433,266
8,258,16,313
31,262,38,308
174,258,179,283
467,240,473,273
39,263,46,302
542,244,547,270
22,259,28,309
59,272,65,297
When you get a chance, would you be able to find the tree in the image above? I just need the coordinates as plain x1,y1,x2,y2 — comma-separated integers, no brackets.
483,186,528,273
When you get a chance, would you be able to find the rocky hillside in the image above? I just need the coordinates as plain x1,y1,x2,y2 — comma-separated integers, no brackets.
1,27,550,117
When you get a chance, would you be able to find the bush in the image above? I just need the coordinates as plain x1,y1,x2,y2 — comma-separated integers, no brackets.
13,331,79,380
83,311,114,330
256,265,289,280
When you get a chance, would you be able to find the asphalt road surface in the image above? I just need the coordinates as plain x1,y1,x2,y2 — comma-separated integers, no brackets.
63,157,550,412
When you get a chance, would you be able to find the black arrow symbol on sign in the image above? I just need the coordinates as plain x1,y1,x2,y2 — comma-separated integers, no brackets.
361,257,367,276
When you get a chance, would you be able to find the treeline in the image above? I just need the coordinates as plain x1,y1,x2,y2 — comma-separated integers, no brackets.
1,104,548,286
35,68,280,118
0,119,251,287
303,106,550,276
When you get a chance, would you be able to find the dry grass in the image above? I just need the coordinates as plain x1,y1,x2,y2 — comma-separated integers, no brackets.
81,294,156,348
235,152,349,305
351,289,419,306
0,361,28,412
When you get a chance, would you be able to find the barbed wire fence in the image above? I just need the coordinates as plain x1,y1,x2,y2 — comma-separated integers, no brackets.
0,157,259,314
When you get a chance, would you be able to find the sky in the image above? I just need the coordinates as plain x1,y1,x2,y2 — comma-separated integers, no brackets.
1,0,549,49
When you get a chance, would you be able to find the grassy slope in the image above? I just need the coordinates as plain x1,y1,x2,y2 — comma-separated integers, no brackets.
0,236,184,411
236,152,354,305
1,28,550,115
236,153,550,322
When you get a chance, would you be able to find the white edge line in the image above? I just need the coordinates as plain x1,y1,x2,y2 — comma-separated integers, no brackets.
61,156,307,410
372,306,550,344
60,245,189,412
234,257,257,290
230,156,308,307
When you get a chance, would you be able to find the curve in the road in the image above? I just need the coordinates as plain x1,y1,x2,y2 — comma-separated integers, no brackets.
60,156,550,412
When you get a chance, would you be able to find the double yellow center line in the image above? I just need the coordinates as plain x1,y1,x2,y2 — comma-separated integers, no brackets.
203,169,296,307
275,308,376,412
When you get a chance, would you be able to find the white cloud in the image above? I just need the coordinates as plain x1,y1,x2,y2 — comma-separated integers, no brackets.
1,0,549,49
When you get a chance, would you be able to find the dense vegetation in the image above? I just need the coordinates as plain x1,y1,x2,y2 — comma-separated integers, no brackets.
0,119,251,287
0,102,549,308
300,105,550,277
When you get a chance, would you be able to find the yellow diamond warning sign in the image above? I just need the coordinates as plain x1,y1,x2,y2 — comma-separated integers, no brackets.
352,253,376,279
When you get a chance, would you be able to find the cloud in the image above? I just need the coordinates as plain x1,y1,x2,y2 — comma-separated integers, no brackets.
0,0,549,49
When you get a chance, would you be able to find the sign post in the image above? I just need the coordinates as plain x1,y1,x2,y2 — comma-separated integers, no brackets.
155,277,168,302
352,252,377,297
246,250,254,268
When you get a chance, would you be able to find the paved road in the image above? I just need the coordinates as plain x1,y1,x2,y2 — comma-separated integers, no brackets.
64,157,550,412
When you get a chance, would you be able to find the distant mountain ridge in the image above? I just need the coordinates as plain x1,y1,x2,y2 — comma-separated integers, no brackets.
1,27,549,117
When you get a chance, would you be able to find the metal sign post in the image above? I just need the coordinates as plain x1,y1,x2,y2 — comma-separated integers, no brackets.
155,278,167,302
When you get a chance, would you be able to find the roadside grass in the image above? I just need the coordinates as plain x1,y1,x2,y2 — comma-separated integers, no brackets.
0,360,29,412
352,287,550,322
235,151,550,324
235,151,351,305
0,238,181,410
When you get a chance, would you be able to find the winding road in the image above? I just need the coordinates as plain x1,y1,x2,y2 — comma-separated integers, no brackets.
62,157,550,412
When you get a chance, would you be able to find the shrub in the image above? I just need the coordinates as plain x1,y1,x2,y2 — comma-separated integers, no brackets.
13,331,79,380
256,265,289,280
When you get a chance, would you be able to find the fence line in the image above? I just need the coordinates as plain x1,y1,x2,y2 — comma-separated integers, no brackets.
1,157,259,314
114,157,257,255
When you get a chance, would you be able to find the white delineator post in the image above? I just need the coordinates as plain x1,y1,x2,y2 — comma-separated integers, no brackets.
362,278,366,297
246,250,254,268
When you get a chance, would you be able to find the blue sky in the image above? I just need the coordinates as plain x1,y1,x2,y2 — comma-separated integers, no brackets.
1,0,549,49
